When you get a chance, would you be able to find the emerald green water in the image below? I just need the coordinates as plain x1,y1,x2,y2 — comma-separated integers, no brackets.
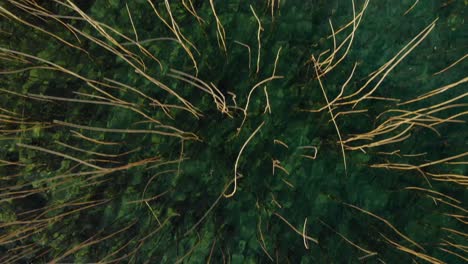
0,0,466,263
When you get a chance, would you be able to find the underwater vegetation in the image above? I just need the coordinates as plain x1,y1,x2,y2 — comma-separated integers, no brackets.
0,0,466,263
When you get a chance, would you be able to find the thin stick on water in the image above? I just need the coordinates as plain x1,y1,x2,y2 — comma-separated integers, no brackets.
250,5,263,74
224,121,265,198
313,56,347,173
16,143,104,171
234,41,252,70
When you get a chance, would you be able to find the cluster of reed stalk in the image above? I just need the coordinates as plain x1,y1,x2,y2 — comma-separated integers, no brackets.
0,0,466,263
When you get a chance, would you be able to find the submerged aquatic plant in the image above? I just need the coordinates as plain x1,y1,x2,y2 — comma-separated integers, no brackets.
0,0,466,262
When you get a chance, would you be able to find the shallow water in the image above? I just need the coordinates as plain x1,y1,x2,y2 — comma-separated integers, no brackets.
0,0,466,263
